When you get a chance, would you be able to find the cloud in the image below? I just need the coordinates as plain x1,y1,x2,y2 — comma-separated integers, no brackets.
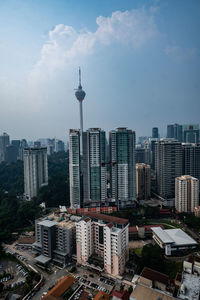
30,7,159,83
164,45,197,62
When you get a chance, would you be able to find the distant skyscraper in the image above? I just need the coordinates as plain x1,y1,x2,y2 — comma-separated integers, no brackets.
5,145,18,163
55,139,65,152
19,139,28,160
183,124,199,143
175,175,199,213
155,139,182,199
82,128,107,207
109,128,136,208
136,163,151,200
182,143,200,185
24,147,48,199
69,129,81,208
11,140,21,160
167,124,183,142
0,132,10,162
152,127,159,139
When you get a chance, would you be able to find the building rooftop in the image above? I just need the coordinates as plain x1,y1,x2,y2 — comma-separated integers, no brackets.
43,275,75,299
94,291,110,300
82,212,128,225
38,220,57,227
35,255,51,264
165,229,197,246
17,236,35,244
152,227,197,246
130,284,176,300
178,272,200,300
152,227,174,244
140,267,169,285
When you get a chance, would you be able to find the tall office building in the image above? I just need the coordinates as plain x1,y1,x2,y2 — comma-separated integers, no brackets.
167,124,183,142
24,147,48,199
183,124,199,143
136,163,151,200
155,139,182,199
109,128,136,208
182,143,200,185
175,175,199,213
82,128,107,207
11,140,21,159
152,127,159,139
0,132,10,162
76,213,129,276
69,129,81,208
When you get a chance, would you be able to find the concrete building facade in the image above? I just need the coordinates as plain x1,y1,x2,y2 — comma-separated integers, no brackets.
76,213,129,276
175,175,199,213
69,129,81,208
182,143,200,186
109,128,136,208
33,213,77,266
82,128,107,207
136,163,151,200
24,147,48,199
155,139,182,200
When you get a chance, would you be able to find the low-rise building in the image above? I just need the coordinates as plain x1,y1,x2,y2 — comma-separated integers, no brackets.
76,213,129,276
130,283,177,300
139,267,169,291
33,213,79,266
152,227,197,255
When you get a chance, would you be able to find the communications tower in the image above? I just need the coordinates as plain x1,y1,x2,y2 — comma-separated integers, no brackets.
75,68,86,136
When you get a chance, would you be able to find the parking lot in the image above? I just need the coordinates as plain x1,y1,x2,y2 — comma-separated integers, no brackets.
74,267,115,294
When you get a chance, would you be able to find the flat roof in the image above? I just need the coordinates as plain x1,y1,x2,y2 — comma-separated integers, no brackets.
152,227,174,244
152,227,197,246
178,272,200,300
131,284,176,300
38,220,57,227
165,229,197,246
82,212,128,225
35,255,51,264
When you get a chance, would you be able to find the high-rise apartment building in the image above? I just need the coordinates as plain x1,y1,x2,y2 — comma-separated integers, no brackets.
0,132,10,162
24,147,48,199
152,127,159,139
82,128,107,207
155,139,182,199
183,124,199,143
69,129,81,208
69,128,107,208
76,213,129,276
109,128,136,208
33,212,77,266
175,175,199,213
167,124,183,142
136,163,151,200
182,143,200,185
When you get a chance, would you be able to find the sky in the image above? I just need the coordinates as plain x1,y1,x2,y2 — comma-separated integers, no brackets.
0,0,200,141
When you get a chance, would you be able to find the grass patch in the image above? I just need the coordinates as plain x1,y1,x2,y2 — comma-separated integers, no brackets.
134,248,143,256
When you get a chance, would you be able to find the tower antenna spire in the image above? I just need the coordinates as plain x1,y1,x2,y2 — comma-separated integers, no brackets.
79,67,81,87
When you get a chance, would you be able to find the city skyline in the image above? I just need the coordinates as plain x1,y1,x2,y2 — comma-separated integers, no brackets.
0,0,200,140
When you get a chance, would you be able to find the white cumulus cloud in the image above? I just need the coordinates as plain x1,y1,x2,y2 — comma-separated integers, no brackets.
30,7,159,83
